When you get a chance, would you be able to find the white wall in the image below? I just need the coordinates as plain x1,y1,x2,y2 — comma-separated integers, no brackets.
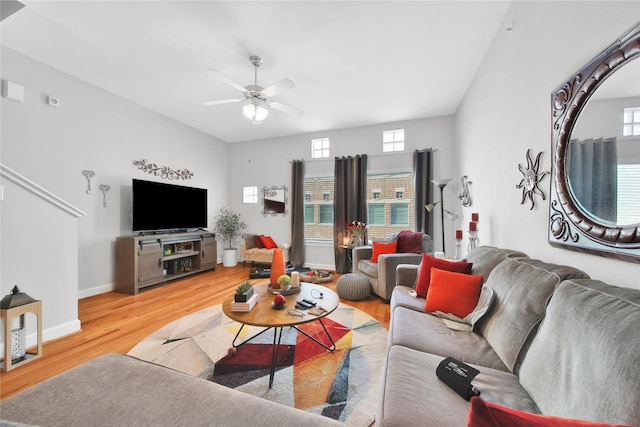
455,1,640,289
1,47,229,344
227,116,456,269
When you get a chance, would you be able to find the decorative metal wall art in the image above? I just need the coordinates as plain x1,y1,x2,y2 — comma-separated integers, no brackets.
516,149,549,210
133,159,194,180
457,175,472,207
98,184,110,207
82,170,95,194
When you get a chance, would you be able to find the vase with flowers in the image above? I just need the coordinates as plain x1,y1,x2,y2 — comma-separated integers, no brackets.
347,221,367,246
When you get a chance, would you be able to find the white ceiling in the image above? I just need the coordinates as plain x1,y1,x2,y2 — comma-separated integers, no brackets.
1,1,513,143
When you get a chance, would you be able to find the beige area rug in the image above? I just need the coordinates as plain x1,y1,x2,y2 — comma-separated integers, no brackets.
128,302,387,426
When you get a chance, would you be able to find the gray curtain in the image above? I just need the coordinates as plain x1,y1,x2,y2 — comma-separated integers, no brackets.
334,155,368,273
567,137,617,222
413,149,433,234
290,160,306,267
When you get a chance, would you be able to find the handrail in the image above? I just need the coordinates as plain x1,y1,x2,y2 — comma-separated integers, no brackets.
0,163,86,218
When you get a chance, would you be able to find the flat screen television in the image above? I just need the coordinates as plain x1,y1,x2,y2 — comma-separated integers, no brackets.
132,179,208,232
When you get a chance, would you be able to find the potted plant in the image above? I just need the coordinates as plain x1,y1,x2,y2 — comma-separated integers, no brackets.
234,281,254,302
214,207,248,267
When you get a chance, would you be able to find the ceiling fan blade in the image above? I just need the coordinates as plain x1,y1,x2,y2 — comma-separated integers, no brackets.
267,100,305,117
202,98,244,106
261,78,295,98
209,69,247,93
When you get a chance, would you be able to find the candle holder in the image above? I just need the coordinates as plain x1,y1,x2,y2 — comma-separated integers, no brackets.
454,238,462,260
468,230,479,252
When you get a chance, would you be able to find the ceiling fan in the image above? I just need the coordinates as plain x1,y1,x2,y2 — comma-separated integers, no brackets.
203,55,304,124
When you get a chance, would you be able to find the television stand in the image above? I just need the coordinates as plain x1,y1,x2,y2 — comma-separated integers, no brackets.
116,231,217,295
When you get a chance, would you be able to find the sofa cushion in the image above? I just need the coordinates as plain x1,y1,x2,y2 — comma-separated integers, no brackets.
425,268,483,318
358,259,379,278
371,241,397,262
388,306,508,371
415,254,473,297
467,397,632,427
396,230,423,253
518,279,640,426
244,234,257,249
253,235,265,248
260,235,278,249
464,246,528,281
476,258,589,373
377,345,537,427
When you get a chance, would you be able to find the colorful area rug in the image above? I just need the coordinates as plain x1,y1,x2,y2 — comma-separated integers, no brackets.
127,303,387,426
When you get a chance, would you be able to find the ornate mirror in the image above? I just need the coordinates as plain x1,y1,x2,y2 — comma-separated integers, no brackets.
549,22,640,263
261,185,288,216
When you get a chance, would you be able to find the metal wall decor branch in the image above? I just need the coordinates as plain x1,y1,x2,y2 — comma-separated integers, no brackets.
133,159,194,180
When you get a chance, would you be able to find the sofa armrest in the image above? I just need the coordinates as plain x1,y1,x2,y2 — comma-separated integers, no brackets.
396,263,419,287
352,246,373,273
377,253,422,301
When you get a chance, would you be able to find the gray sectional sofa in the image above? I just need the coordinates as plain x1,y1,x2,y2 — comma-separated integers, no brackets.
0,353,343,427
377,246,640,426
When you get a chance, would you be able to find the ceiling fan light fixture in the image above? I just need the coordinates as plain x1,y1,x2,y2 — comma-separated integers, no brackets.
242,100,268,124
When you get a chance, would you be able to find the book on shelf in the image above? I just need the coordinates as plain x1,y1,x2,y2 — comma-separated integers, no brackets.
230,294,258,312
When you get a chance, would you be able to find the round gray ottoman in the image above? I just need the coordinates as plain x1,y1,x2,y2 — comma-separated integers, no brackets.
336,273,371,301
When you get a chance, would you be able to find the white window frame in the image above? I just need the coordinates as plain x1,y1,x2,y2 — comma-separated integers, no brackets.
383,129,405,152
623,107,640,136
311,137,330,158
242,186,258,204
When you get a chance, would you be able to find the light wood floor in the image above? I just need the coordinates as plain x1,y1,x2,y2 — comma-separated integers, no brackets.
0,265,390,400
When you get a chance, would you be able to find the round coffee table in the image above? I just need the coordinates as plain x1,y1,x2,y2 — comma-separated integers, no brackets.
222,282,340,387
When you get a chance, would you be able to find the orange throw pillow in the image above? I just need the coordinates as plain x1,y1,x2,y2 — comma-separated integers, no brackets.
467,397,632,427
260,235,278,250
425,268,483,318
415,254,473,298
370,241,398,263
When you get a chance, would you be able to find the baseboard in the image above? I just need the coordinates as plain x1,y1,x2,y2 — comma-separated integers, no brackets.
0,319,81,355
78,282,114,299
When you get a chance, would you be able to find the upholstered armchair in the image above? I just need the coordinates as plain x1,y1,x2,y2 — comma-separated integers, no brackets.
241,234,290,267
352,231,432,302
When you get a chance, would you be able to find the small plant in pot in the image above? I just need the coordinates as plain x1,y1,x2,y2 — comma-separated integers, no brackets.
214,207,248,267
235,281,254,303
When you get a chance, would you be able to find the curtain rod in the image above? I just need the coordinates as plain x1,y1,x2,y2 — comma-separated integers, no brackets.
290,148,437,163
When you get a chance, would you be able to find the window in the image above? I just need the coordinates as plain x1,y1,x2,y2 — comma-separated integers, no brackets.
390,203,409,225
368,203,385,225
623,107,640,136
304,176,334,240
366,172,415,238
617,164,640,224
304,205,315,224
383,128,405,152
319,204,334,224
311,137,330,158
242,186,258,203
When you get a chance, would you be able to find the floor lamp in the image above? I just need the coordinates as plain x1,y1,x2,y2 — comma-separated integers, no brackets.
426,178,452,254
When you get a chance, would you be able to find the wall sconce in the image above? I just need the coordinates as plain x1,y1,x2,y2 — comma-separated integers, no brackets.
457,175,472,207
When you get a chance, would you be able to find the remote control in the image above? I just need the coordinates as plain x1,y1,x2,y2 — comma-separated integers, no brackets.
302,299,317,306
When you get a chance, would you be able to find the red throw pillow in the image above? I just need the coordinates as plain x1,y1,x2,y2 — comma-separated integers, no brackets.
396,230,424,254
253,235,265,249
370,241,398,263
414,254,473,298
259,235,278,250
425,268,483,318
467,397,632,427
